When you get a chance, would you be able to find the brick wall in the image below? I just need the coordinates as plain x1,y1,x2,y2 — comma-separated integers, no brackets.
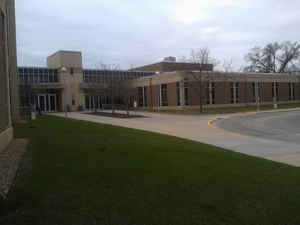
134,79,300,109
261,83,273,102
215,82,229,104
239,82,249,104
167,83,177,107
279,83,290,101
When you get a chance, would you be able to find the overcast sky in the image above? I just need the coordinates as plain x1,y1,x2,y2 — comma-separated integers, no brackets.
16,0,300,70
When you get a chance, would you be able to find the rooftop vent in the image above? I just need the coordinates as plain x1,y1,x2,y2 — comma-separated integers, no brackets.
163,56,177,62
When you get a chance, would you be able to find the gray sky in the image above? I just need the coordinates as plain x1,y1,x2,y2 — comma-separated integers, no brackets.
16,0,300,70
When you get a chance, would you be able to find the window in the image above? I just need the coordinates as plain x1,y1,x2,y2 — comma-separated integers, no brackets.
176,82,181,106
230,82,239,104
44,72,49,83
72,96,76,106
206,82,216,105
206,83,210,105
211,82,215,104
70,68,74,75
272,82,279,101
252,82,261,103
161,84,168,106
34,73,38,83
49,73,54,82
138,87,143,107
143,87,148,107
19,72,24,83
289,83,295,101
184,79,189,106
84,96,90,110
236,83,239,103
18,68,60,84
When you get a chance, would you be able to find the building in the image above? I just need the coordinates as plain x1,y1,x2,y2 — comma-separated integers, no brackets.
131,71,300,109
19,51,156,112
0,0,19,153
130,59,214,73
18,50,300,113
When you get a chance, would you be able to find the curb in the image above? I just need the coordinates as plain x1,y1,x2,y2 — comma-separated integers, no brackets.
228,112,257,119
208,107,300,127
208,112,258,126
208,118,224,126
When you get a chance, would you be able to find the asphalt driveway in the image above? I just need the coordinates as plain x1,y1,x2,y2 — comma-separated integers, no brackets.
216,110,300,144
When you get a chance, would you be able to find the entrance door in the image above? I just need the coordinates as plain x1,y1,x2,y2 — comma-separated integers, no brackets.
49,94,57,112
38,95,46,112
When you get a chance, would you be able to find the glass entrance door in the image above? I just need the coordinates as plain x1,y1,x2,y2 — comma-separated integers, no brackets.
49,94,57,112
38,95,46,112
37,94,57,112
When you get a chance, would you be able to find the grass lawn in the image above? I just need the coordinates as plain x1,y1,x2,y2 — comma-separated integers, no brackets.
1,116,300,225
143,103,300,115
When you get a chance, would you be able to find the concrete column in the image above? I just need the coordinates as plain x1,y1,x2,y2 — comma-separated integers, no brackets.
7,0,20,122
3,5,12,127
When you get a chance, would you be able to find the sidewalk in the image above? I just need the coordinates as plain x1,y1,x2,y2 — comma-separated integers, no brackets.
53,108,300,167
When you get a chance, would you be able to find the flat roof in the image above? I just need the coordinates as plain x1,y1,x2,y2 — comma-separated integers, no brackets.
47,50,82,58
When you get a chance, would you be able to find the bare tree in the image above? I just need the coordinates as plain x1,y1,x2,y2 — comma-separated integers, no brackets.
185,48,218,113
244,41,300,73
93,62,121,114
118,80,135,116
221,58,234,73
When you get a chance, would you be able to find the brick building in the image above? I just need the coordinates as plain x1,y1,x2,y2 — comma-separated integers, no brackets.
0,0,19,153
131,71,300,109
18,51,300,113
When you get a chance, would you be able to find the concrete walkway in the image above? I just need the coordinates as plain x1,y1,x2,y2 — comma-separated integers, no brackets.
53,109,300,167
0,138,28,199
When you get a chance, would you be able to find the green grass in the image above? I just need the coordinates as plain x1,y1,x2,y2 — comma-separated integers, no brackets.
2,116,300,225
143,103,300,115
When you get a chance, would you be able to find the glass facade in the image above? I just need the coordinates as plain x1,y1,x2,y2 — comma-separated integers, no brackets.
18,67,59,84
83,70,155,83
138,87,143,107
184,79,189,106
176,82,180,106
230,82,239,104
143,87,147,107
272,82,279,101
289,83,295,101
252,82,261,103
206,82,215,105
161,84,168,106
